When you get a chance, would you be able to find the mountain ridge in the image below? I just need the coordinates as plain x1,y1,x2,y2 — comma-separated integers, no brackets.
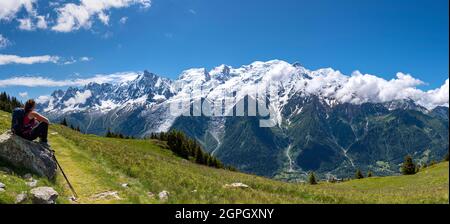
39,60,449,115
36,60,449,179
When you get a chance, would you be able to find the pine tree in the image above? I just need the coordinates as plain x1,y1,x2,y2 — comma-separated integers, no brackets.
429,160,437,166
158,130,227,169
422,163,428,169
401,155,417,175
227,166,237,172
308,172,317,185
445,153,449,162
355,169,364,179
160,132,168,141
367,171,373,177
195,147,203,164
106,128,112,138
60,118,68,126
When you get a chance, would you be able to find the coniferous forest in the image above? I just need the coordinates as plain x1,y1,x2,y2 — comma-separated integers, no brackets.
150,130,235,171
0,92,22,113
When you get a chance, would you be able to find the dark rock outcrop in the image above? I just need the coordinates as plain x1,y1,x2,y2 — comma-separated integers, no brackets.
0,131,57,180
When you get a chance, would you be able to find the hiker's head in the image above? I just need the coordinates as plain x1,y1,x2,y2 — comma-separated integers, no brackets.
24,99,36,113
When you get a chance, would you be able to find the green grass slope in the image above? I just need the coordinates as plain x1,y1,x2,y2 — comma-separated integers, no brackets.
0,110,448,204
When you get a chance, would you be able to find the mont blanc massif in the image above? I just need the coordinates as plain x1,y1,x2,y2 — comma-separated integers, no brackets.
37,60,449,181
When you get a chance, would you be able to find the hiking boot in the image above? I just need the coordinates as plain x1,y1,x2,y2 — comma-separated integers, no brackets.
40,141,51,149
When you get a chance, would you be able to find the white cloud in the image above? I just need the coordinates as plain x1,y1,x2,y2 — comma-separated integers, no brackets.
0,34,11,49
52,0,151,32
80,56,92,62
19,92,28,98
35,15,48,29
0,77,68,87
48,2,61,8
51,3,91,32
0,54,91,66
119,16,128,24
1,0,151,32
189,9,197,15
0,54,60,65
0,0,48,31
0,0,36,21
0,72,140,87
304,68,449,109
98,11,110,25
416,79,449,109
36,95,50,104
17,14,49,31
62,57,77,65
18,17,34,30
64,90,92,107
233,60,448,110
332,71,425,104
61,56,93,64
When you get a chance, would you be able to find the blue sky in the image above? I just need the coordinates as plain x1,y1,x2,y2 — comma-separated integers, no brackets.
0,0,448,99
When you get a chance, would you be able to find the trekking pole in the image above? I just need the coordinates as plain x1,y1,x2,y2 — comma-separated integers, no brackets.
52,154,79,199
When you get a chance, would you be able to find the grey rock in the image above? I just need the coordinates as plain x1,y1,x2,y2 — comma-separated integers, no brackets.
23,173,33,180
30,187,59,204
26,179,38,188
158,191,169,201
0,182,5,188
223,183,250,189
15,192,28,204
0,188,5,192
0,131,57,180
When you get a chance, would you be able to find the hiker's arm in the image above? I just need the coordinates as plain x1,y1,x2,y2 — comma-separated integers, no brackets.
31,111,50,124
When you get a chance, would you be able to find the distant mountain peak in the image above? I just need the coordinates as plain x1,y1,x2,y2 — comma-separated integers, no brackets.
384,98,429,113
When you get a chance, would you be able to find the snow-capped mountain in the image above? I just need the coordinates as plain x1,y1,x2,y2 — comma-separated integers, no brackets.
39,71,174,114
38,60,449,179
40,60,448,118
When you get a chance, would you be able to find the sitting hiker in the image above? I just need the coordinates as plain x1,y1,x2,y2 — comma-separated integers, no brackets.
12,99,50,148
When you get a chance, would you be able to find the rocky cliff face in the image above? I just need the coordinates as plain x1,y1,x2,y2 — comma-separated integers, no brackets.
0,132,57,180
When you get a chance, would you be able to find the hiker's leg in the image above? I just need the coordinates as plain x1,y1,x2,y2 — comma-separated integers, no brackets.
31,122,49,143
38,122,48,142
24,128,39,141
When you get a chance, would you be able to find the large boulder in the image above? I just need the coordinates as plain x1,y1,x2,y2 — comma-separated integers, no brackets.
0,131,57,180
15,192,28,204
30,187,59,204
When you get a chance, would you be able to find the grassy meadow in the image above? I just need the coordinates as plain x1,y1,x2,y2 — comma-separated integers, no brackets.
0,110,448,204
